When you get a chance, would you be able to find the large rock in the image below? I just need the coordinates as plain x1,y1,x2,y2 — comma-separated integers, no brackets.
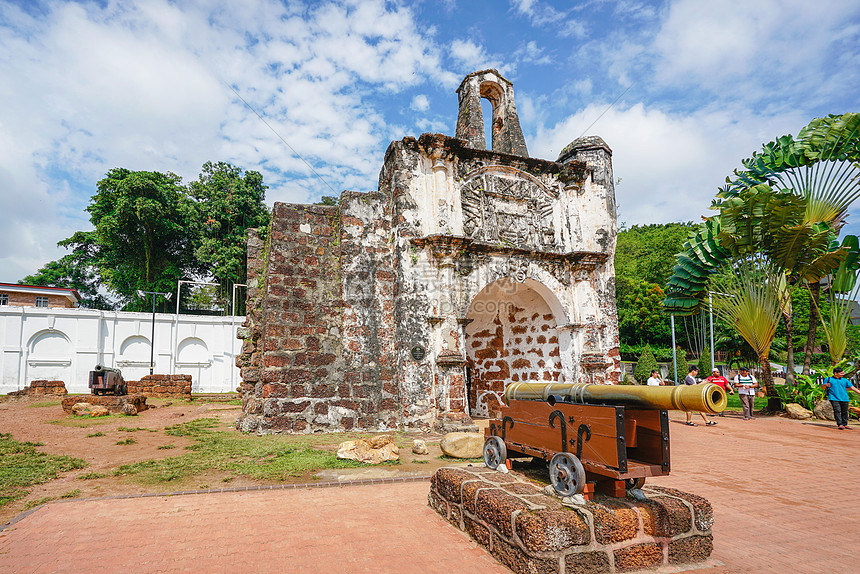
412,439,429,455
89,405,110,417
813,400,835,421
72,403,93,416
337,435,399,464
785,403,813,420
121,403,138,416
440,432,483,459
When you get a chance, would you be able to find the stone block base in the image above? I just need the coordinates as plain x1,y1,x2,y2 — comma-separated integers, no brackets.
127,374,192,400
62,394,148,414
429,467,713,573
7,380,68,397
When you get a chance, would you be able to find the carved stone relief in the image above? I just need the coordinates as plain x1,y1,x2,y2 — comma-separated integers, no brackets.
461,168,560,251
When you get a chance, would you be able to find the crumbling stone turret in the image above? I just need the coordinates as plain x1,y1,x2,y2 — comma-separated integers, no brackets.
455,69,529,157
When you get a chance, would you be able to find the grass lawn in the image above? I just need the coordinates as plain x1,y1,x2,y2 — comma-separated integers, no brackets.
724,394,769,412
114,418,366,484
0,433,87,507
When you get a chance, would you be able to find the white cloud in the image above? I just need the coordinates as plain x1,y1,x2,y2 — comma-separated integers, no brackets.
531,102,808,226
0,0,455,280
652,0,860,98
514,41,552,65
411,95,430,112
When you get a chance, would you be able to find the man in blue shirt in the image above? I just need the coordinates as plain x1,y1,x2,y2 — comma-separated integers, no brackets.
822,368,860,430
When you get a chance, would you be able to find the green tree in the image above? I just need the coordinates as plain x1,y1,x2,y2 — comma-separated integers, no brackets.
633,345,659,384
188,162,270,313
615,223,694,347
60,168,197,310
618,281,672,345
19,254,113,310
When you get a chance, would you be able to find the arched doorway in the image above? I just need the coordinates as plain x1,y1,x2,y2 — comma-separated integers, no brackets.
465,278,564,417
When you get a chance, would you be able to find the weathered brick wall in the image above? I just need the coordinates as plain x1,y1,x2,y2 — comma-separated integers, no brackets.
466,282,562,418
430,467,714,574
6,380,67,396
127,375,191,399
235,199,400,434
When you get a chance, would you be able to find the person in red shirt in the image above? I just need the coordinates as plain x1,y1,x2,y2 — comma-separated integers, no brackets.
704,367,734,416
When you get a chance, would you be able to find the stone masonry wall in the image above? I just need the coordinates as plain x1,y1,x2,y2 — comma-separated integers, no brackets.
6,380,68,396
235,200,400,434
430,467,714,574
127,374,191,399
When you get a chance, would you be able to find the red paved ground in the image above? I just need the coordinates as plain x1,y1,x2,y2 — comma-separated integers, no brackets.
0,411,856,573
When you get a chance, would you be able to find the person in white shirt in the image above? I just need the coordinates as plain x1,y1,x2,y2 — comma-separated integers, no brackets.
646,370,663,386
733,366,758,420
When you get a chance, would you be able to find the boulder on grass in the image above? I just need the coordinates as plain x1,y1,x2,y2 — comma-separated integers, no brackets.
72,403,93,416
89,405,110,417
337,435,399,464
813,400,835,421
440,432,483,459
785,403,813,420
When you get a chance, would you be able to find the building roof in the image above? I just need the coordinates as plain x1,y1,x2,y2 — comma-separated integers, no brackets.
0,283,82,305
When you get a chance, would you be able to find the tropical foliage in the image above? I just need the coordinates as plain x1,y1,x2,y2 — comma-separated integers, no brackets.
28,163,269,312
663,113,860,408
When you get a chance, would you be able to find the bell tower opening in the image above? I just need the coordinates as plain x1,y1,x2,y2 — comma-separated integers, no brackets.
455,69,529,157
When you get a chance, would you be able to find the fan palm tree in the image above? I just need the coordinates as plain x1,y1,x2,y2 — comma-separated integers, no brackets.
709,258,783,400
663,113,860,396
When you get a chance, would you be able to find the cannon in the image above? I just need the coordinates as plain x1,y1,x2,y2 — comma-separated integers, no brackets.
88,364,127,396
483,381,726,497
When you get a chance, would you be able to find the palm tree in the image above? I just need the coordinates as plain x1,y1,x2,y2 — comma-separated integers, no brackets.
664,113,860,399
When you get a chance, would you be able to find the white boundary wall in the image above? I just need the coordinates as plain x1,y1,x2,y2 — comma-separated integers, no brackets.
0,306,243,394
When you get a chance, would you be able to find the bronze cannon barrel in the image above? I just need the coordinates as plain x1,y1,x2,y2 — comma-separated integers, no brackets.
503,381,727,414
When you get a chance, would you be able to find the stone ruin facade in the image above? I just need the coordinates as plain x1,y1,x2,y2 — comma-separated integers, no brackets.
236,69,620,434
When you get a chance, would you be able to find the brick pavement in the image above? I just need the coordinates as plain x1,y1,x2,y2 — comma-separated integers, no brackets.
0,412,856,574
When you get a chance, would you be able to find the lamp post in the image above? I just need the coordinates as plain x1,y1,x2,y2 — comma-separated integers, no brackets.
137,290,173,376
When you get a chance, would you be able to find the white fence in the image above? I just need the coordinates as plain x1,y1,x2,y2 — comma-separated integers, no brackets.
0,306,244,394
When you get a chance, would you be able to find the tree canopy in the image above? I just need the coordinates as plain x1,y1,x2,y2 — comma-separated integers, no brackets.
32,163,270,312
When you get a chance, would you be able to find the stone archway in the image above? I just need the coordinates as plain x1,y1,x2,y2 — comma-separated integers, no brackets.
465,278,563,418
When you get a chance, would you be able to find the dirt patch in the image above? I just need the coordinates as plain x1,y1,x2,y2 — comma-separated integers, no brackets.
0,395,470,525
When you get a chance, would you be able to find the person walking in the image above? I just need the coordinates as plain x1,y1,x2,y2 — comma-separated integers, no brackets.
646,370,663,386
733,367,758,420
705,367,733,416
684,367,717,426
821,367,860,430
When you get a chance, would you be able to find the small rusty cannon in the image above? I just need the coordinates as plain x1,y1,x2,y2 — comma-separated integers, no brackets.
88,364,127,396
483,381,726,497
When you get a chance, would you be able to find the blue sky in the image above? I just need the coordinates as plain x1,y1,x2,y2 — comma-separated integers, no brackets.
2,0,859,280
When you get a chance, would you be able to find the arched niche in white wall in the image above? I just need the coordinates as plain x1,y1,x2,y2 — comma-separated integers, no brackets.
26,330,73,383
117,335,152,380
176,337,211,392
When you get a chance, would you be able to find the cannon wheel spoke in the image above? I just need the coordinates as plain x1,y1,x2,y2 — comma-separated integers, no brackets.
483,436,507,470
549,452,585,496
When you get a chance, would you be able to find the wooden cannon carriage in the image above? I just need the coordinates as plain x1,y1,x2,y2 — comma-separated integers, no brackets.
483,381,726,497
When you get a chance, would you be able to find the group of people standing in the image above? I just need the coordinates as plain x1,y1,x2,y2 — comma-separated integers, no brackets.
646,365,858,429
645,365,759,426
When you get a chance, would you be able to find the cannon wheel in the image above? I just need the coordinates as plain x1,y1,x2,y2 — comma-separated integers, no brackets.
549,452,586,496
483,436,507,470
625,477,645,490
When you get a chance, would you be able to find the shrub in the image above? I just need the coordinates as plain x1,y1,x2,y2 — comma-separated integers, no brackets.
670,348,690,384
698,346,713,374
633,346,659,384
